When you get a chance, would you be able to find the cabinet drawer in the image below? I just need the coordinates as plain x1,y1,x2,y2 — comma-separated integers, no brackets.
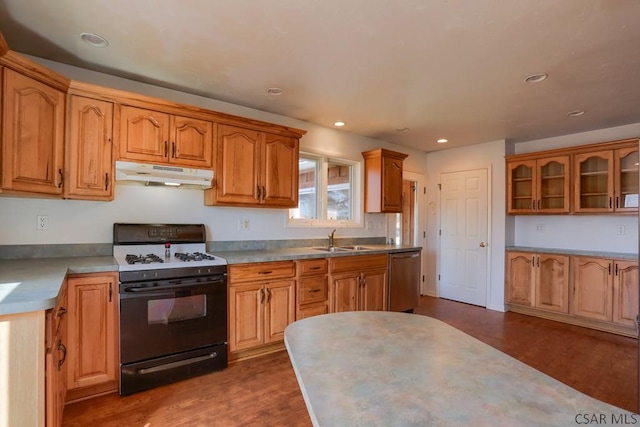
229,261,296,284
329,254,388,274
297,258,328,276
298,276,328,304
297,303,328,320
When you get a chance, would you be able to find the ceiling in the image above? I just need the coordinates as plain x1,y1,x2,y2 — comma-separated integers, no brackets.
1,0,639,153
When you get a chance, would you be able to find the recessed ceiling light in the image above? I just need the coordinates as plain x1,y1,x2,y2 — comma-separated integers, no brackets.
437,139,448,144
80,32,109,48
334,121,346,127
396,127,410,133
523,73,548,83
567,110,585,117
266,87,283,96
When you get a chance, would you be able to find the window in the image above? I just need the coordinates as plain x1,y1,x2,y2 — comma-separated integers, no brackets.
288,152,361,227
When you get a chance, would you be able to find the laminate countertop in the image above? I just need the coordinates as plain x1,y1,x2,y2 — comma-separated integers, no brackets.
0,257,117,316
285,311,637,426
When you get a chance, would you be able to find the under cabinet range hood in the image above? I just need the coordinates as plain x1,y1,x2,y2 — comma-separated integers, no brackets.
115,161,213,188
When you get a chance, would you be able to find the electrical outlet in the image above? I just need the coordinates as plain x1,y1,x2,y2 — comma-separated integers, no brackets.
238,219,250,230
535,224,545,233
37,215,48,231
617,225,625,235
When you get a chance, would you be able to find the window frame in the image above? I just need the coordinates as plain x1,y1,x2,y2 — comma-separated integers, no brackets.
287,151,363,228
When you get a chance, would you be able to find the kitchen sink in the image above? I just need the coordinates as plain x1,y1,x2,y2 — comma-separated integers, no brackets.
312,247,350,252
338,245,373,251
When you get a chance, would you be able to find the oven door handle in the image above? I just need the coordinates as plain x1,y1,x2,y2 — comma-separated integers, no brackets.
123,279,225,294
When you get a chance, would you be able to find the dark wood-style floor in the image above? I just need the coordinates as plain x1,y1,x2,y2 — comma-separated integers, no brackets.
62,296,638,426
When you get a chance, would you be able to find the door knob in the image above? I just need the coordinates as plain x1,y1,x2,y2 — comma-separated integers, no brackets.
479,242,488,247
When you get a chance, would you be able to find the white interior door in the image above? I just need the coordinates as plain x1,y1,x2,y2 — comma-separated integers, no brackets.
439,168,489,306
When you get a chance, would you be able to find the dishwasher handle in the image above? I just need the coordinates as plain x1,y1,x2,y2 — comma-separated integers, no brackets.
391,252,420,259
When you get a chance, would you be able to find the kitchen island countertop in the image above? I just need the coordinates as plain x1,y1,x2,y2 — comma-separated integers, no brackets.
285,311,636,426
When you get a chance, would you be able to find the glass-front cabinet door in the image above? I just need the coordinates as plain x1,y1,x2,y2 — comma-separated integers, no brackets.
537,156,570,213
574,150,614,213
507,160,535,213
614,147,639,212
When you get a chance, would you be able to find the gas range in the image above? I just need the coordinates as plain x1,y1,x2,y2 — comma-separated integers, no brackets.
113,223,227,281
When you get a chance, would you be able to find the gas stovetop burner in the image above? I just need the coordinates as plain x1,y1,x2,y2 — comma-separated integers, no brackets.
125,254,165,265
174,252,217,262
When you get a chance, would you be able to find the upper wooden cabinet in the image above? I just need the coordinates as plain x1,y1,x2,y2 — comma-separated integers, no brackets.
362,149,409,213
506,138,639,215
507,156,570,214
118,105,213,168
574,146,639,213
205,123,299,208
1,67,65,195
64,95,114,201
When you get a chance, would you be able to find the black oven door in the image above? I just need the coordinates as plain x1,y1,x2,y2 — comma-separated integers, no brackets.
119,275,227,365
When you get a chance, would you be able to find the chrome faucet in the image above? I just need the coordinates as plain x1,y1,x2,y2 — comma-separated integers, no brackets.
328,229,337,248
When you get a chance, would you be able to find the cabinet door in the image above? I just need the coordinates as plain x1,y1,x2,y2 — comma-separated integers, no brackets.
2,68,65,194
613,261,639,327
214,124,262,205
614,147,639,212
331,273,359,313
229,283,264,352
66,273,118,391
170,115,213,167
535,254,569,313
537,156,570,213
507,160,536,213
264,280,295,344
381,156,404,212
65,95,114,200
298,275,328,305
573,257,613,321
119,105,170,163
574,151,614,213
262,133,298,207
505,252,535,306
360,269,388,311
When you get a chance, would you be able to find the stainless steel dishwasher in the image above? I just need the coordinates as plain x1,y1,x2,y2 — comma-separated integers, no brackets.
388,251,421,312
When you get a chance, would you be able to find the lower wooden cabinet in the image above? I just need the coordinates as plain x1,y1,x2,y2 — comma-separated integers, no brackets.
66,272,119,401
506,251,638,337
329,254,388,313
505,251,569,313
296,258,329,319
228,261,296,357
45,283,68,427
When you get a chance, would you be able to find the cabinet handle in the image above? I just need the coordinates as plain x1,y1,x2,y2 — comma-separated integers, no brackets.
57,306,67,317
609,197,612,209
260,288,265,303
531,200,535,210
615,263,619,276
105,172,110,191
109,282,112,302
537,200,540,211
266,288,272,303
257,185,261,200
258,270,273,275
58,169,63,188
262,186,266,201
57,340,67,371
309,266,321,270
164,141,168,157
608,263,612,275
172,142,176,158
309,289,321,293
616,196,619,209
537,256,540,267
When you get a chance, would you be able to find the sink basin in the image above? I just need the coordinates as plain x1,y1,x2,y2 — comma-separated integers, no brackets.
338,246,372,251
312,247,349,252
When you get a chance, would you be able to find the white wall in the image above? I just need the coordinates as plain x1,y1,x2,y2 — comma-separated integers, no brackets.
425,140,506,312
0,56,429,245
510,123,640,253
